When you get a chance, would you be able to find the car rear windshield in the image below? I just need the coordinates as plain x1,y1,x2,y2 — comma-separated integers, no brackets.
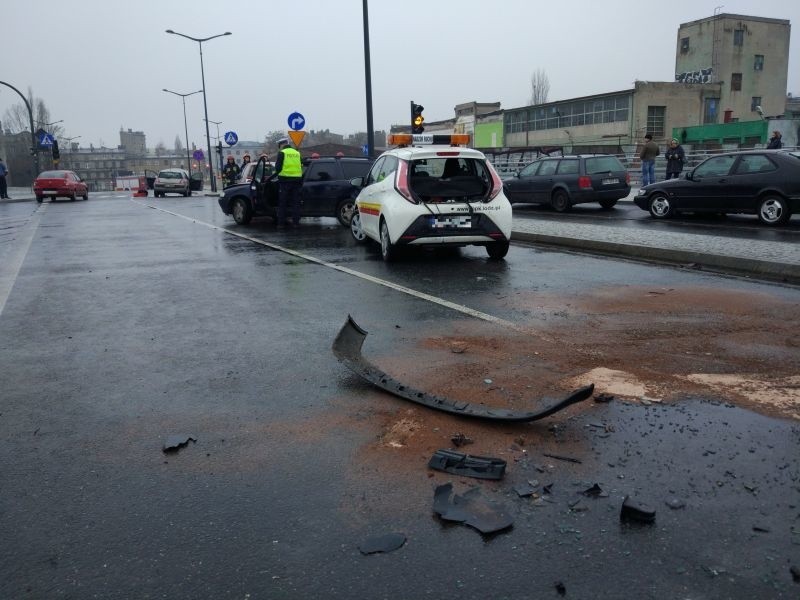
158,171,183,179
409,157,491,201
341,161,371,179
38,171,67,178
585,156,625,174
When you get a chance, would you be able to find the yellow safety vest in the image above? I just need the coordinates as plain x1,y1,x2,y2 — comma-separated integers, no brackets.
278,147,302,177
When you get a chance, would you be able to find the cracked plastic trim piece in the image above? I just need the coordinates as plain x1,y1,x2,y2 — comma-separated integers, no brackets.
162,434,196,453
332,315,594,422
428,449,507,480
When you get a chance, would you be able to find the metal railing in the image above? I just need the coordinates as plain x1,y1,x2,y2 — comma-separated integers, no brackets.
488,146,799,184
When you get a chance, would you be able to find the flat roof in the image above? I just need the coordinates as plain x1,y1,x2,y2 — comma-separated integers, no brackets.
506,89,633,114
679,13,790,28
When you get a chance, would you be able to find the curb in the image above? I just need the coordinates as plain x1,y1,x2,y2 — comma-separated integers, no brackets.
512,231,800,285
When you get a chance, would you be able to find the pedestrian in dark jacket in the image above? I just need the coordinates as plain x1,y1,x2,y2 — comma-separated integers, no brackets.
222,155,240,188
766,130,783,149
664,139,686,180
639,133,659,186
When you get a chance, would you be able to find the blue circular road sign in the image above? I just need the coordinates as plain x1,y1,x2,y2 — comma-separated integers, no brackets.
224,131,238,146
193,149,205,160
287,112,306,131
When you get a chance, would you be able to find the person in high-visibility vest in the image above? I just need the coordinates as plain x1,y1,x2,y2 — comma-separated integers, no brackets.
274,138,303,228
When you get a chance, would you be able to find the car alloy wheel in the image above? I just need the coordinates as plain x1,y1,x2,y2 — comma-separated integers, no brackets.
232,198,253,225
649,194,673,218
350,211,367,242
551,190,571,212
380,220,395,262
337,199,356,227
758,196,789,226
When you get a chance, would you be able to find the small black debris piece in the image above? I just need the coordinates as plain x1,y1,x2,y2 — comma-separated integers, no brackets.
358,533,406,555
620,496,656,524
543,452,582,464
428,449,506,480
665,498,686,510
594,393,614,403
514,481,539,497
542,483,554,495
555,581,566,595
451,433,474,448
790,565,799,583
752,525,770,533
581,484,608,498
162,434,196,454
433,483,513,535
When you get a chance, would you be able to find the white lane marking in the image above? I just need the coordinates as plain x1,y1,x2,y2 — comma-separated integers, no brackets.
131,199,520,329
0,203,48,317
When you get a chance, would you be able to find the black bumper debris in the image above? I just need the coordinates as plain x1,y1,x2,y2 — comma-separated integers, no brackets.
428,449,507,480
433,483,513,535
620,495,656,523
332,315,594,422
358,533,407,555
162,434,196,453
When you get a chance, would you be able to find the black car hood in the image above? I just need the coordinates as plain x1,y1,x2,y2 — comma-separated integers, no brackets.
222,183,251,197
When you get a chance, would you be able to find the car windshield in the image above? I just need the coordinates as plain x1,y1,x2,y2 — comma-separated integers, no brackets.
585,156,624,174
38,171,67,178
411,157,486,179
158,171,182,179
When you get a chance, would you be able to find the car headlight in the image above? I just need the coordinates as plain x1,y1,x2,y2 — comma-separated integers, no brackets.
636,188,646,196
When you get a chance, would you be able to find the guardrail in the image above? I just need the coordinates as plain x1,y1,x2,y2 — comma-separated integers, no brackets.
489,146,800,183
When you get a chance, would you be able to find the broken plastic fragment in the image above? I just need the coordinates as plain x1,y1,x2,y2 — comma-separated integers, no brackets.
162,434,196,454
594,393,614,403
428,449,506,480
358,533,406,555
433,483,513,535
451,433,474,448
581,483,608,498
332,315,594,422
620,495,656,523
514,481,539,497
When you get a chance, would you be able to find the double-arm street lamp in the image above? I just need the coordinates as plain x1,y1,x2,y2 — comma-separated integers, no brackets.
163,88,203,181
37,119,63,130
165,29,231,192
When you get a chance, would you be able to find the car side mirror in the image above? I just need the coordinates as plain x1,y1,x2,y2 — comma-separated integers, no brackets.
349,176,364,187
685,171,693,181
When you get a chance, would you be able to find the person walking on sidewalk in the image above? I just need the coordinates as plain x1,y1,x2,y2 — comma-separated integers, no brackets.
0,158,9,199
766,130,783,149
274,138,303,229
639,133,659,187
664,139,686,180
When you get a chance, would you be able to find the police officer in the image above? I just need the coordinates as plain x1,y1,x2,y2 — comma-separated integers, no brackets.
274,138,302,228
222,155,240,188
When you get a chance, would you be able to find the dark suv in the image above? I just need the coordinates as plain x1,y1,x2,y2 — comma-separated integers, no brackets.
503,154,630,211
218,156,372,226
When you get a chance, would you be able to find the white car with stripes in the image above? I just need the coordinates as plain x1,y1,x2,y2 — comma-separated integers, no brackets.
350,134,512,261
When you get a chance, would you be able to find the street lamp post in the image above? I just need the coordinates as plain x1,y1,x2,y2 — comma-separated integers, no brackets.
163,88,203,185
204,119,222,172
37,119,64,130
0,80,38,176
165,29,231,193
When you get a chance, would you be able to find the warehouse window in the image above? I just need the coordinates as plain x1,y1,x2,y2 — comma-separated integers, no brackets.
733,29,744,47
646,106,666,138
731,73,742,91
754,55,764,71
680,37,690,53
751,97,762,112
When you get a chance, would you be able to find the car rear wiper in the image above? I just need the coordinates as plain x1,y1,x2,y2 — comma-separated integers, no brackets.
332,315,594,422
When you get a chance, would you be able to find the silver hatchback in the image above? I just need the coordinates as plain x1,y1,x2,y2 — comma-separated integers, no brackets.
154,169,190,197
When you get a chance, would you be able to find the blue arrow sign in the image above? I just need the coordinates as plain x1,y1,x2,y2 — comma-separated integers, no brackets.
287,112,305,131
361,144,369,156
224,131,238,146
38,132,55,147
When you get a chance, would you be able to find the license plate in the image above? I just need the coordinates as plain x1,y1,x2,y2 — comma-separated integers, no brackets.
44,190,58,195
602,178,619,185
430,216,471,229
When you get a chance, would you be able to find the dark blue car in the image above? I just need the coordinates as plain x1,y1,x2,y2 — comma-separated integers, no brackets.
218,156,372,226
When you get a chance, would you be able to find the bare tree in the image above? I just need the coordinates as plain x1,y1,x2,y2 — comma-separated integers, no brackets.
529,69,550,106
1,88,63,138
174,135,184,154
155,141,167,157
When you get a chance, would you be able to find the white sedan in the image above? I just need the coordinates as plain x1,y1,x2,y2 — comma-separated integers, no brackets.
350,134,512,261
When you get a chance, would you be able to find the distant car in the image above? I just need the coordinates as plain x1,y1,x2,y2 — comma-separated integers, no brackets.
503,154,630,211
218,156,372,227
34,170,88,202
154,168,190,197
349,134,512,261
634,150,800,226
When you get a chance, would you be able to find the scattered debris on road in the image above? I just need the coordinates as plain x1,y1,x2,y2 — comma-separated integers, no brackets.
162,434,196,454
581,483,608,498
594,393,615,403
514,480,540,497
332,315,594,422
428,449,506,480
542,452,582,464
432,483,513,535
451,432,474,447
620,496,656,524
358,533,407,555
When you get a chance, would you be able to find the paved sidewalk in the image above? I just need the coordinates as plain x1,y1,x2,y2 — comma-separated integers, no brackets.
512,217,800,283
0,187,35,203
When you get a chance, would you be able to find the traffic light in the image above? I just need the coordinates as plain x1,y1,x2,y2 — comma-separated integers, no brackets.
216,141,223,155
411,101,425,134
52,140,60,161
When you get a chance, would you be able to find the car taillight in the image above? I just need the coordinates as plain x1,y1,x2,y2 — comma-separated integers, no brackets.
578,176,592,189
485,161,503,202
625,172,631,184
395,159,415,204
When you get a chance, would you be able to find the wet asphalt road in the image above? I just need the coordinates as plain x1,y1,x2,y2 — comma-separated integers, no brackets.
1,194,799,599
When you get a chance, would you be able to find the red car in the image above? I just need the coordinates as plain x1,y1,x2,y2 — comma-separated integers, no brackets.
34,170,89,202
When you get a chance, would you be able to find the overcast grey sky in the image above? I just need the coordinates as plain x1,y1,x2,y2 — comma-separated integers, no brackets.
2,0,798,149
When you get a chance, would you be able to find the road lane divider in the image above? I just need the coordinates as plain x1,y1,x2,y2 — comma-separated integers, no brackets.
131,199,521,330
0,202,48,318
